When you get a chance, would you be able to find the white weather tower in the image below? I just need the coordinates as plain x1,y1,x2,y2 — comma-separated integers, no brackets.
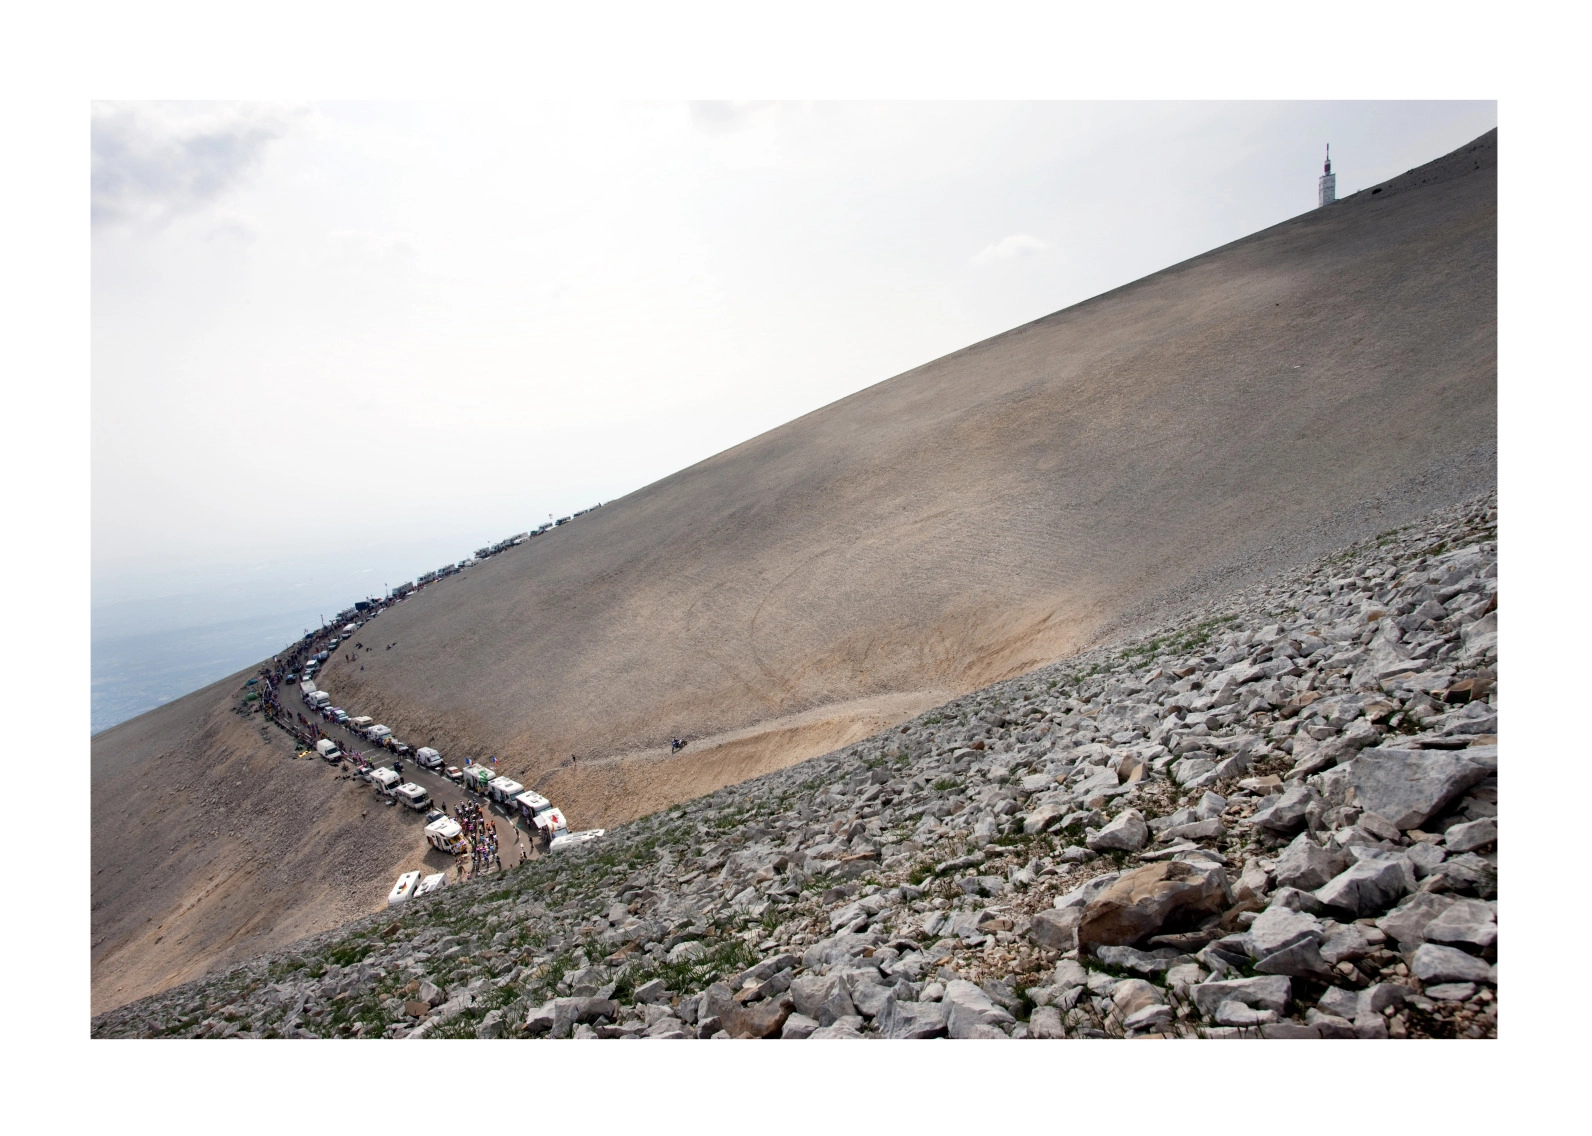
1319,144,1336,207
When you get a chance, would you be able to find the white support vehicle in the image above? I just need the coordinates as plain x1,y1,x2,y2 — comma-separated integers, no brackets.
394,782,431,811
550,829,606,852
388,871,421,906
349,715,373,730
462,765,495,794
342,623,359,635
424,816,470,855
415,747,444,771
316,738,343,761
299,680,318,696
366,724,392,742
416,872,447,897
514,790,552,821
369,767,402,796
308,691,331,709
487,776,524,805
532,807,568,837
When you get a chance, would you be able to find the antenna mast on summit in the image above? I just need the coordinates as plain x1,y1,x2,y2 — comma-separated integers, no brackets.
1318,143,1336,207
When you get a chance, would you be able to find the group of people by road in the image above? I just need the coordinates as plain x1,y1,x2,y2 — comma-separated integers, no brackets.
452,800,505,877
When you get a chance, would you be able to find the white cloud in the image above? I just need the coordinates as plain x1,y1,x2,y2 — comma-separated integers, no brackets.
91,102,294,228
971,232,1050,265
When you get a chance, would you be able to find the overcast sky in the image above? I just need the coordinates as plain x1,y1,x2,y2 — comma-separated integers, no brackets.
92,100,1496,635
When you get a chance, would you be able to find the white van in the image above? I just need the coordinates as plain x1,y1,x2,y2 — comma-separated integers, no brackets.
395,782,431,811
366,724,392,742
532,807,568,837
316,738,342,760
415,747,443,770
487,777,524,805
425,817,469,854
299,680,318,696
514,790,552,821
308,691,331,709
369,767,402,796
388,871,421,906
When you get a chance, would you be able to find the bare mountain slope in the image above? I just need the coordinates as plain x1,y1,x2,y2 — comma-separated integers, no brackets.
92,129,1495,1013
90,667,436,1015
328,129,1495,799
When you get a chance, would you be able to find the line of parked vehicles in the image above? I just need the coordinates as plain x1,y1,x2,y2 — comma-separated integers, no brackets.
289,679,605,908
273,566,615,910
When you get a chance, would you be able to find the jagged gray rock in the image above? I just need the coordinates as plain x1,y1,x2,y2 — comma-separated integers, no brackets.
1273,833,1344,891
1314,856,1416,917
1315,748,1493,832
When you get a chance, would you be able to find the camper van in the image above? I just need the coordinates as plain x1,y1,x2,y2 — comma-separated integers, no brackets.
415,747,443,771
462,765,494,794
316,738,342,761
349,716,373,730
514,790,552,821
394,783,431,811
487,777,524,805
388,871,421,906
424,816,469,855
365,724,392,742
308,690,331,709
415,872,446,897
299,680,317,696
369,767,402,796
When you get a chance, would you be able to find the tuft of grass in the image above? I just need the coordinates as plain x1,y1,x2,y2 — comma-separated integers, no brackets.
610,935,759,1002
324,941,374,969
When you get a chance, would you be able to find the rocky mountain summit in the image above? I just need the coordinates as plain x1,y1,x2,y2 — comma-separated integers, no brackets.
92,494,1498,1040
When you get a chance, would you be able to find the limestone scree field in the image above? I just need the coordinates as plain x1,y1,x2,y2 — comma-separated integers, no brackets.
91,129,1496,1017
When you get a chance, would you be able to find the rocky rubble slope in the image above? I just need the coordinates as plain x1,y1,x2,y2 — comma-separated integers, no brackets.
92,493,1498,1040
